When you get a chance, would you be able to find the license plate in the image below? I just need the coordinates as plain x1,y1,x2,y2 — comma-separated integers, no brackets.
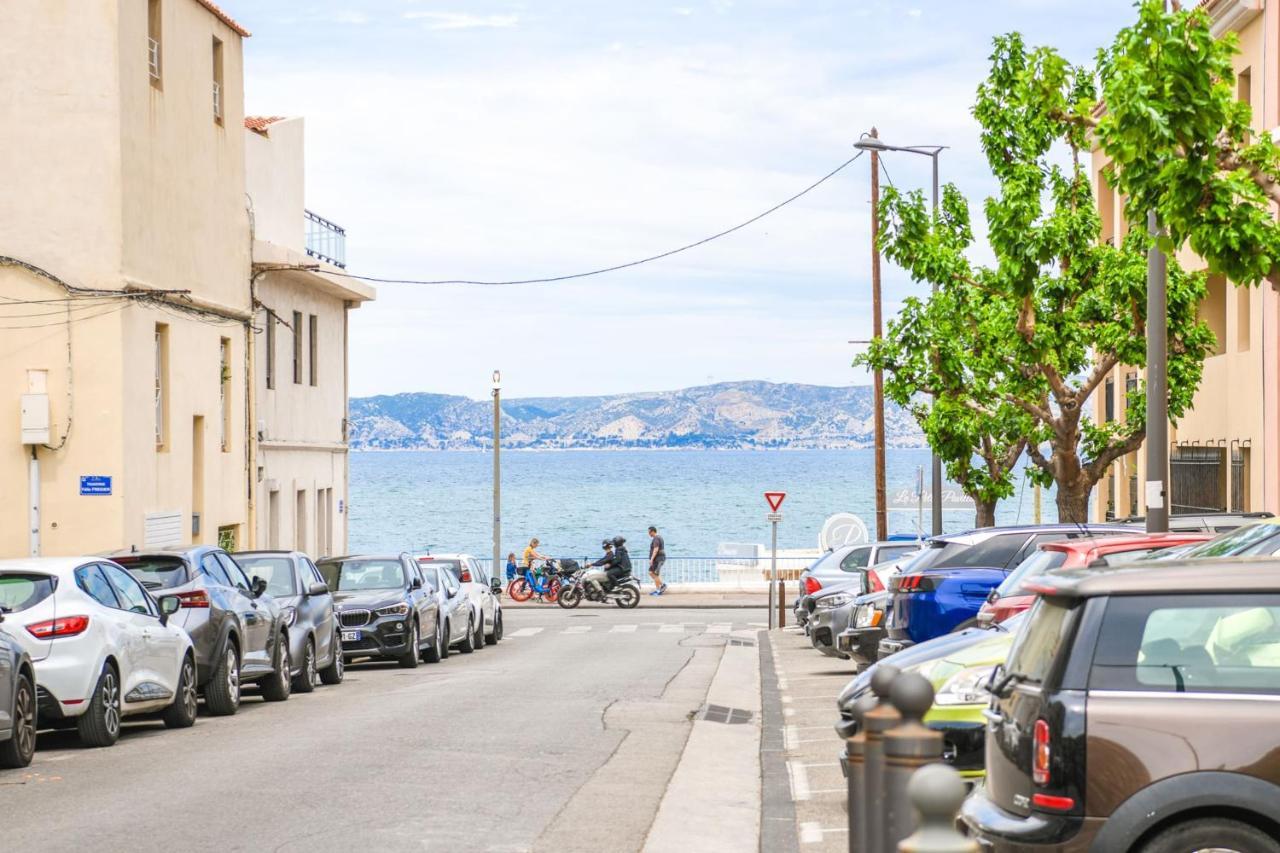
341,630,361,642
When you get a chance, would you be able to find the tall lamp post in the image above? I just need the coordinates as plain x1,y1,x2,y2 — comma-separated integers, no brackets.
854,133,947,537
492,370,502,586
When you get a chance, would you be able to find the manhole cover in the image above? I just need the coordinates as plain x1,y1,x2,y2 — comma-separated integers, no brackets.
728,638,756,647
698,703,754,724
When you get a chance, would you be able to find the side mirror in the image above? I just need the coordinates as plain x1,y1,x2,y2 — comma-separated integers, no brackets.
490,578,502,595
411,576,423,590
251,576,268,598
307,581,329,596
158,595,181,625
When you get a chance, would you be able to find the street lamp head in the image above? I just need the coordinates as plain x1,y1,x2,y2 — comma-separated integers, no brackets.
492,370,501,390
854,135,889,152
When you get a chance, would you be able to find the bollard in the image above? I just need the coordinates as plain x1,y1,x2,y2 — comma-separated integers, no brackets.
778,580,787,628
862,665,901,853
882,672,944,851
896,764,978,853
840,693,878,853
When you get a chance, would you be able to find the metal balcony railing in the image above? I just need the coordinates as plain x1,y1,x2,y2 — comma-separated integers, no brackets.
212,81,222,120
305,209,347,269
148,37,161,80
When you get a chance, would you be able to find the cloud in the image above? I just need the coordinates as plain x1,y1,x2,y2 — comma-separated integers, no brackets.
403,11,519,30
330,10,368,24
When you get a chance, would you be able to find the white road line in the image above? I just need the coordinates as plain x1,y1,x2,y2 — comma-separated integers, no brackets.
562,625,592,634
748,621,768,628
783,725,800,750
609,624,638,633
659,623,687,633
799,822,823,844
787,760,812,801
706,623,732,634
783,707,796,717
507,627,543,638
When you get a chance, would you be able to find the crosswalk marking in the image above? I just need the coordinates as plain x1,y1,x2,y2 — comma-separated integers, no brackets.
609,624,638,633
562,625,592,634
507,627,544,638
706,623,732,634
659,623,686,633
506,622,748,637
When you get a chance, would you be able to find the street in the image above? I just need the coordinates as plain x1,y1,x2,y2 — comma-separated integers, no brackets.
1,607,768,853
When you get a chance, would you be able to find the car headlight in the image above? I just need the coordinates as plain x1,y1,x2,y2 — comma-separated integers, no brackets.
934,665,998,706
376,602,410,617
281,606,297,627
815,593,854,610
855,605,884,629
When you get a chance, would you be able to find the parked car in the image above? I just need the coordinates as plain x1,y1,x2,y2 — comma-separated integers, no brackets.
963,559,1280,851
317,554,443,666
878,524,1126,659
416,553,503,647
1113,509,1273,533
809,559,906,659
417,560,478,654
235,551,344,691
1166,516,1280,560
794,540,921,628
0,558,197,747
0,616,36,768
977,532,1212,627
113,547,293,714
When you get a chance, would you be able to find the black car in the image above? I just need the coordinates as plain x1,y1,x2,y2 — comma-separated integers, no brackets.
317,555,443,667
0,617,36,768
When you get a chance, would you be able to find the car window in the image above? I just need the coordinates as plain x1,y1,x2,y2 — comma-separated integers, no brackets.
471,559,488,583
235,557,297,597
0,573,57,613
899,540,969,572
114,556,188,590
76,565,122,609
1004,597,1077,685
997,550,1069,596
201,554,232,586
304,558,325,585
1091,595,1280,695
839,548,872,572
1097,547,1161,566
945,533,1030,570
441,569,459,595
316,559,407,591
420,559,463,583
874,546,917,565
1179,523,1280,559
421,565,440,593
217,553,253,593
102,563,156,615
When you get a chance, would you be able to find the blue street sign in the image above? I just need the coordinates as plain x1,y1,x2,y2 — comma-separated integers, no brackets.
80,476,112,496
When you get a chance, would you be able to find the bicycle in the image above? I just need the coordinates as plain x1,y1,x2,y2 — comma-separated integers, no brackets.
507,560,567,603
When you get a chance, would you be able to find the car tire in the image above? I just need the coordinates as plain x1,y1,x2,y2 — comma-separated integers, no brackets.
458,613,477,654
293,638,318,694
161,655,198,729
204,641,241,716
486,609,503,644
260,634,292,702
319,630,345,685
474,613,486,650
76,663,122,748
398,620,421,669
439,621,451,659
422,617,443,663
1139,818,1280,853
0,672,36,768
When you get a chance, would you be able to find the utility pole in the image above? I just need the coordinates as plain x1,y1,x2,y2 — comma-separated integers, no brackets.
870,128,888,542
492,371,503,587
929,154,943,537
1145,212,1169,532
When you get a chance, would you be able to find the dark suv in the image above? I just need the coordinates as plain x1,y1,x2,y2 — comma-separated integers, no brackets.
317,555,442,667
113,547,293,715
963,559,1280,852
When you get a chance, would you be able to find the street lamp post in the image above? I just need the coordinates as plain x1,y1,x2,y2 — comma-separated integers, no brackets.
492,370,502,590
854,133,947,537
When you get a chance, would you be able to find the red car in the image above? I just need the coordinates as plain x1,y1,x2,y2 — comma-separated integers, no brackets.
976,532,1212,626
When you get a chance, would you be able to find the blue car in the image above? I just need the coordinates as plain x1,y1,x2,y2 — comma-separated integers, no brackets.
876,523,1125,659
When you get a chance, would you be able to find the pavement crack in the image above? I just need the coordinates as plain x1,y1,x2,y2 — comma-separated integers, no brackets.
600,697,619,732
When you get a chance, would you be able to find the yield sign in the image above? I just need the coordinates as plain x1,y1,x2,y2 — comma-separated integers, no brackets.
764,491,786,512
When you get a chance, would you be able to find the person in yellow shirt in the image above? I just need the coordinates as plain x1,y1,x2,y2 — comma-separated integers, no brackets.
522,538,549,573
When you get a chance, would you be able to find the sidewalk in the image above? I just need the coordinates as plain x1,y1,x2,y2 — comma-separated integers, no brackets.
504,590,770,609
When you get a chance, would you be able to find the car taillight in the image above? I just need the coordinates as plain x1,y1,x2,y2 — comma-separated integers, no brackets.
1032,793,1075,811
176,590,211,608
867,571,884,593
893,574,934,593
26,615,90,639
803,577,822,595
460,570,472,582
1033,718,1051,785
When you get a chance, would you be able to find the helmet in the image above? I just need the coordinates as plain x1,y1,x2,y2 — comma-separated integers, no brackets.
612,536,626,547
601,539,613,549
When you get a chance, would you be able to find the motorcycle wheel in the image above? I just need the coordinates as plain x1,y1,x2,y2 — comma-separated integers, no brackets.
557,585,582,609
615,585,640,609
509,579,533,603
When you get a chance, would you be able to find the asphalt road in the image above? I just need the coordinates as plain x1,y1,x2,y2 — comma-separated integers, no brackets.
1,607,766,853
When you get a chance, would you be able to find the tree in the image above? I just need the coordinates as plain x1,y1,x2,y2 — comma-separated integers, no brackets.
866,31,1215,523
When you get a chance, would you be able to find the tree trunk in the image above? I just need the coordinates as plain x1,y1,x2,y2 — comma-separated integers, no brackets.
974,497,997,529
1055,484,1092,524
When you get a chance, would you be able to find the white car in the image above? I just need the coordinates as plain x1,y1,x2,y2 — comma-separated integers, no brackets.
414,553,503,647
0,557,198,748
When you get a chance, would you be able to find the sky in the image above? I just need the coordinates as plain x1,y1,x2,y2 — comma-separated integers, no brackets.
220,0,1135,400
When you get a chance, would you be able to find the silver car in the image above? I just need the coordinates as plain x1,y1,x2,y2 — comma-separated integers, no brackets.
235,551,344,691
415,554,503,646
794,540,921,628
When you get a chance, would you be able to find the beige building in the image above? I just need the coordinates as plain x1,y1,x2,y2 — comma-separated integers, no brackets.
244,116,374,557
1091,0,1279,520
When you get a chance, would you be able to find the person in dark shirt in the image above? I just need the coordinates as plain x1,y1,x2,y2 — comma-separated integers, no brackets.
648,526,667,596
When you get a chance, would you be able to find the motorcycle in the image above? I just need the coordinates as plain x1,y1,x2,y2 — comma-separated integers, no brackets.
557,565,640,609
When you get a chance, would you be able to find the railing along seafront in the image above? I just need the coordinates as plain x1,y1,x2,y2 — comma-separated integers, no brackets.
304,209,347,269
475,555,816,590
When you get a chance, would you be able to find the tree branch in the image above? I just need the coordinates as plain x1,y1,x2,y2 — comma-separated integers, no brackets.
1005,393,1053,424
1077,352,1120,406
1040,361,1074,405
1084,429,1147,483
1024,440,1054,476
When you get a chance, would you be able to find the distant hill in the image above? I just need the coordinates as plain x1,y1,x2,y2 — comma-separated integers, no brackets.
348,381,926,450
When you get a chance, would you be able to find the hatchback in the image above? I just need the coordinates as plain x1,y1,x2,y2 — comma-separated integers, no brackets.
0,617,36,768
416,553,503,648
794,540,921,628
963,559,1280,852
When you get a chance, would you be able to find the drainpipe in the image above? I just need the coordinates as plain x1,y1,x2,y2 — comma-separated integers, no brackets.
28,447,39,557
342,301,351,553
245,193,258,549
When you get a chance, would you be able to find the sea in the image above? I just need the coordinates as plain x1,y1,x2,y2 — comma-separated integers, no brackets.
348,448,1058,558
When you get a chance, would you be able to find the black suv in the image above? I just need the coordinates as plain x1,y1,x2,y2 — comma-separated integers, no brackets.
317,555,442,667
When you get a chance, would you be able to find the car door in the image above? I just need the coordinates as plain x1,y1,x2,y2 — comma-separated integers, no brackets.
217,552,271,672
0,633,13,733
102,562,180,702
74,563,148,704
415,562,441,636
471,558,494,624
302,558,335,663
439,568,465,642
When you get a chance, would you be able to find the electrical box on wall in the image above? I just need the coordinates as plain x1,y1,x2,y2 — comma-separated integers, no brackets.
21,393,50,445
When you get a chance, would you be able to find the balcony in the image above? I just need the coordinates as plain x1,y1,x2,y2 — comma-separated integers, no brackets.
305,209,347,269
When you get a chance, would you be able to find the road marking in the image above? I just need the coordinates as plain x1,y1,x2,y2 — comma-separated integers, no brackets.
783,725,799,750
748,621,768,628
563,625,592,634
783,707,796,717
787,760,811,801
507,627,544,638
610,624,638,633
706,623,732,634
799,822,823,843
659,623,687,633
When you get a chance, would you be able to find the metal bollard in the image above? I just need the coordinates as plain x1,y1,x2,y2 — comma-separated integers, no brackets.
896,764,978,853
862,665,901,853
840,693,878,853
778,580,787,628
883,672,944,851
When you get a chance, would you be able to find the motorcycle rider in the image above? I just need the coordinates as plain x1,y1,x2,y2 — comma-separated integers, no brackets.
584,536,632,594
583,539,615,594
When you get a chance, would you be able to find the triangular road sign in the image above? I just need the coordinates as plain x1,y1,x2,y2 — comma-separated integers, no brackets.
765,491,786,512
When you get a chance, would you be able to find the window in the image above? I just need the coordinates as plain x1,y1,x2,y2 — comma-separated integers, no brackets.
420,559,463,583
115,556,188,589
217,553,253,593
944,533,1030,570
295,489,308,553
103,563,155,615
293,311,303,384
1232,447,1251,512
219,337,231,452
316,559,405,591
1200,274,1228,356
1104,376,1115,422
147,0,162,87
875,546,917,565
155,324,169,448
997,549,1070,597
308,314,318,386
211,37,224,124
839,547,872,572
1090,595,1280,694
304,558,324,586
236,556,297,598
0,574,57,613
200,554,232,587
76,565,122,609
421,565,440,593
265,314,276,390
1005,597,1078,685
1097,167,1116,245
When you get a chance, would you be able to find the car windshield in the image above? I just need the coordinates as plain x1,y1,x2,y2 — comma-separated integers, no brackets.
805,549,846,574
235,557,297,597
839,548,872,572
420,559,463,582
997,550,1068,596
1004,597,1076,685
317,559,405,591
1177,523,1280,560
115,556,188,590
0,573,57,613
899,540,969,573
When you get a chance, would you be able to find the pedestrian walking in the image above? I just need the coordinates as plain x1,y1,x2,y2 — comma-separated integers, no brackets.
505,552,518,582
647,526,668,596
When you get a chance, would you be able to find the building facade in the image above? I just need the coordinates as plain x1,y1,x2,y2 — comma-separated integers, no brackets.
1090,0,1280,520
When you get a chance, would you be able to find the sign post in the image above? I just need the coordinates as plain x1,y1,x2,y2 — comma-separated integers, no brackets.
765,492,786,629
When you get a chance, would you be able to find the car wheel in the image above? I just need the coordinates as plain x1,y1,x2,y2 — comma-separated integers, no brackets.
398,620,421,669
204,642,241,716
487,609,503,644
76,663,122,748
292,638,318,694
161,655,198,729
319,630,345,685
458,612,477,654
0,672,36,767
1139,818,1280,853
474,613,486,650
439,621,451,659
422,618,443,663
261,634,292,702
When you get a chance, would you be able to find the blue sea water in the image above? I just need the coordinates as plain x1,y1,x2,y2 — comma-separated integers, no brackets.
348,448,1057,558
